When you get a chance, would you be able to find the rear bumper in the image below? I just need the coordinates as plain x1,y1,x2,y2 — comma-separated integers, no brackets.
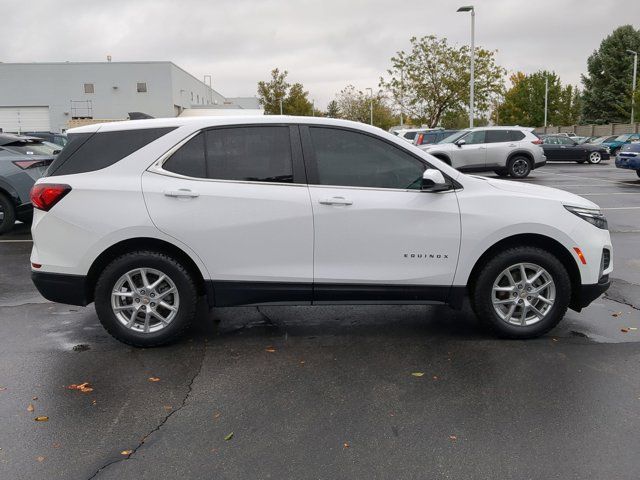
31,271,89,306
570,275,610,311
615,156,640,170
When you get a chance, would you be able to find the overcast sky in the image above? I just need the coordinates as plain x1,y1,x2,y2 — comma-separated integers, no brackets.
2,0,639,108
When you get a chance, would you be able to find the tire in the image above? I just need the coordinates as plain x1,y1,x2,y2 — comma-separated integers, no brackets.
0,192,16,235
637,170,640,178
470,246,571,339
494,169,509,177
587,151,602,164
95,251,198,347
507,156,532,178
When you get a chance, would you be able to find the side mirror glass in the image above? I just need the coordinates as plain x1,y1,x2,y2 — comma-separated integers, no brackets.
455,139,466,147
422,169,450,192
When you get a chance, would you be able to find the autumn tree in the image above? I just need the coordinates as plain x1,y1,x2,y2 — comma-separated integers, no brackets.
380,35,505,127
257,68,290,115
494,71,581,127
582,25,640,123
334,85,397,130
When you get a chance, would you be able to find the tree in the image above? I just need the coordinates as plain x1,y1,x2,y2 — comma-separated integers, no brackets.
257,68,290,115
380,35,505,127
493,71,581,127
581,25,640,123
326,100,340,118
283,83,313,116
334,85,398,130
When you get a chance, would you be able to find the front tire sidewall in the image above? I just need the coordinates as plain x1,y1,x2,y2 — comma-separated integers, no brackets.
508,156,532,178
95,252,198,347
472,247,571,339
0,193,16,235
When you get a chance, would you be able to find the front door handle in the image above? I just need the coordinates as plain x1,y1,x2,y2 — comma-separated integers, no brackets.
319,196,353,206
164,189,199,198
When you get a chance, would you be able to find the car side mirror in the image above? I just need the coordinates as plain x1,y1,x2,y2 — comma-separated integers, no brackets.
455,139,466,147
422,169,450,192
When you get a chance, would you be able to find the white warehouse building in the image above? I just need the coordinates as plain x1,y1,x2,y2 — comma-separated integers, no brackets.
0,61,261,133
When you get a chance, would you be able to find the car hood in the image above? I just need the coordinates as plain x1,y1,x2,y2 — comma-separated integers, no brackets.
473,176,600,209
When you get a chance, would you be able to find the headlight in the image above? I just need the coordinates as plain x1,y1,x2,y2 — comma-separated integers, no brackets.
564,205,608,229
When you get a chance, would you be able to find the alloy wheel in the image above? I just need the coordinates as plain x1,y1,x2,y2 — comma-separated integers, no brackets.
589,151,602,164
511,158,530,177
491,262,556,326
110,267,180,333
0,203,4,222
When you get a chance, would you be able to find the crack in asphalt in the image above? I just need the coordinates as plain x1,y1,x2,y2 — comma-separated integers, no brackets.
605,293,640,312
86,339,208,480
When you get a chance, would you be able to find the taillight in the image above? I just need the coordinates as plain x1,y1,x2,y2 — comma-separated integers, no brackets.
30,183,71,211
531,139,543,145
13,160,52,170
416,134,424,145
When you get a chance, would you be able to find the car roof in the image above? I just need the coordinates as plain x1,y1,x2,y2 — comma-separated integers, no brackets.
0,133,45,146
464,126,534,132
67,116,400,135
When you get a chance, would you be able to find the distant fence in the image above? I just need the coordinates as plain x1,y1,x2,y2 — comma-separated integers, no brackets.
535,123,640,136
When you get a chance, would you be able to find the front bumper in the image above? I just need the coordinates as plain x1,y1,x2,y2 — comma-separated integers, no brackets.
570,275,610,311
615,155,640,170
31,271,89,306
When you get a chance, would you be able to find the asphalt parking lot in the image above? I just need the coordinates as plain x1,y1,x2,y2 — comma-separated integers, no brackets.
1,162,639,480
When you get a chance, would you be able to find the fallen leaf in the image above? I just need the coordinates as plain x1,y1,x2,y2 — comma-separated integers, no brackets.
621,328,630,333
552,338,558,342
0,387,6,391
91,400,97,406
27,404,35,412
120,450,133,456
432,376,439,381
34,416,49,422
612,312,622,317
411,372,425,377
32,397,38,401
148,377,160,382
265,347,276,353
449,435,457,441
163,405,173,412
36,456,45,462
343,442,350,449
213,412,221,419
299,360,305,365
224,432,234,441
52,443,61,449
67,382,93,393
629,327,638,331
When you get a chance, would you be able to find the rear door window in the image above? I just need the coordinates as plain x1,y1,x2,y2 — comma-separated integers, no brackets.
485,130,511,143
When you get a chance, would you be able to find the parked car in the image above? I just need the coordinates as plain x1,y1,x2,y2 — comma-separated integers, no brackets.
587,135,617,145
393,128,426,143
24,131,68,147
30,117,611,346
615,142,640,178
0,134,56,233
541,135,610,164
602,133,640,155
419,126,546,178
413,129,459,147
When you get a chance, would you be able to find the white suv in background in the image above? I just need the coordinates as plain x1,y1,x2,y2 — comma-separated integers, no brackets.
30,117,611,347
420,126,546,178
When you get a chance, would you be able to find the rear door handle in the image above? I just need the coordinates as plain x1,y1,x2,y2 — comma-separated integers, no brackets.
319,196,353,206
163,189,199,198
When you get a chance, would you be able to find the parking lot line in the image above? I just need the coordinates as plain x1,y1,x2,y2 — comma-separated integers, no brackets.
602,207,640,210
580,192,640,196
536,171,626,185
0,239,33,243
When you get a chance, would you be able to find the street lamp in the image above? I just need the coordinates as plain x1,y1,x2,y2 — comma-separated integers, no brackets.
544,75,549,128
627,49,638,125
366,88,374,125
457,5,475,128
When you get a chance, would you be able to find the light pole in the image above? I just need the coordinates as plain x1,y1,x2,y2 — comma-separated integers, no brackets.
627,50,638,125
366,88,374,125
279,98,284,115
457,5,475,128
544,75,549,128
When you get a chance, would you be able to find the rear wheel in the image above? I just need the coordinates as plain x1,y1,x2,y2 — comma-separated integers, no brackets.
493,169,509,177
95,251,198,347
471,246,571,339
507,156,532,178
587,151,602,164
0,193,16,235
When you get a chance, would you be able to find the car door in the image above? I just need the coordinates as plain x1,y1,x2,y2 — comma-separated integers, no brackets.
484,129,518,167
557,136,581,160
300,126,461,303
451,130,486,170
142,125,314,305
542,136,562,160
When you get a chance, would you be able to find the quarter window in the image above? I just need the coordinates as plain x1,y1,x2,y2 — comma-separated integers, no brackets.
163,133,206,178
309,127,425,189
205,127,293,183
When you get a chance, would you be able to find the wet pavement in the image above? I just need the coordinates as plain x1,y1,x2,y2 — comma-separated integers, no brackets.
1,162,639,479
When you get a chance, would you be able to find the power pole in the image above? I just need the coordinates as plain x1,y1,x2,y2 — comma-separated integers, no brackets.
628,50,638,124
544,76,549,128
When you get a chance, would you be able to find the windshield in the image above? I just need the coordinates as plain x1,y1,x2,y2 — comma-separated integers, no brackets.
438,130,469,144
614,134,631,142
3,141,61,156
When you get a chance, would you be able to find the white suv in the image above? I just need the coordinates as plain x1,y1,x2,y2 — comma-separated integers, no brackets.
420,126,546,178
30,117,612,346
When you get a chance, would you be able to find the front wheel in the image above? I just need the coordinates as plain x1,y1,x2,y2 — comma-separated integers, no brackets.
95,251,198,347
471,246,571,339
507,156,532,178
587,151,602,164
0,193,16,235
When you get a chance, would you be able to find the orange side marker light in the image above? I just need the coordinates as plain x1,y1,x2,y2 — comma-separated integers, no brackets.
573,247,587,265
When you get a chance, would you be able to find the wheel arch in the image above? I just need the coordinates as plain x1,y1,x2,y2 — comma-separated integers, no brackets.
431,153,452,165
506,150,534,165
85,237,208,305
466,233,581,309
